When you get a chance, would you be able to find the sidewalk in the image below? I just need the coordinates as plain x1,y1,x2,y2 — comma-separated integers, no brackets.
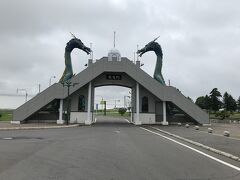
153,124,240,158
0,121,79,130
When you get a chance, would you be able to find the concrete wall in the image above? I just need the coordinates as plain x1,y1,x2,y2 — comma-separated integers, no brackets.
139,85,158,113
69,85,89,112
132,113,155,124
70,112,87,124
139,113,156,124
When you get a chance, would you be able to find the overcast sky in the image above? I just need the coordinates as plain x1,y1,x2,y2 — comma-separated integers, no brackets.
0,0,240,108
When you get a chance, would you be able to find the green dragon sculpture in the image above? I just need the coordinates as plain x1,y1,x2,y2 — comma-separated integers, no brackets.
137,36,165,85
59,35,91,83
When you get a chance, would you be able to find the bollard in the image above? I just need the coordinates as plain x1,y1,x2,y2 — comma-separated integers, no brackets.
185,124,189,128
223,131,230,137
177,123,182,126
195,126,199,130
208,128,213,133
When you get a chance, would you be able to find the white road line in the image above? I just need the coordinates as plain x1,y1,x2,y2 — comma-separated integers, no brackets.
140,127,240,172
124,119,130,123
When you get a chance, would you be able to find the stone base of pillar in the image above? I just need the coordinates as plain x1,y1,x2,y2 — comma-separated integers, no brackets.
11,121,21,124
134,121,142,125
161,121,169,125
85,120,92,125
57,120,65,124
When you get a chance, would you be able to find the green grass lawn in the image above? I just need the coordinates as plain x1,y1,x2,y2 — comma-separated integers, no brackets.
209,112,240,120
0,109,13,121
95,110,131,118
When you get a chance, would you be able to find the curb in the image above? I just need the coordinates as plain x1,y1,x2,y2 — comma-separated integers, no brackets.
0,124,80,131
150,126,240,162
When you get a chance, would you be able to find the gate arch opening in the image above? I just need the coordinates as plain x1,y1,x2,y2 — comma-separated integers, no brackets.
93,85,132,125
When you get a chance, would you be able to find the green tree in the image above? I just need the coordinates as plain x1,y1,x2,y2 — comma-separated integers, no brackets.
195,96,205,109
204,95,211,110
118,108,127,116
195,95,211,110
229,95,237,112
223,92,230,110
237,96,240,112
223,92,237,112
209,88,222,112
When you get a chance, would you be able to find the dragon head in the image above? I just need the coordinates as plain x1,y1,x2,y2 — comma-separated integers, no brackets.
66,33,91,54
137,36,161,57
72,38,91,55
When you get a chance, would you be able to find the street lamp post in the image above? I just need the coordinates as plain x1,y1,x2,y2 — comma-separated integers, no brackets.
49,76,56,86
17,88,28,102
61,81,78,125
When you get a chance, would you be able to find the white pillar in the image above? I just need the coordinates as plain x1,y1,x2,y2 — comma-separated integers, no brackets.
86,82,92,125
135,82,141,125
162,101,168,125
57,99,65,124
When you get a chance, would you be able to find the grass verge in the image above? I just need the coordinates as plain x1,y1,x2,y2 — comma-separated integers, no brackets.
0,109,13,121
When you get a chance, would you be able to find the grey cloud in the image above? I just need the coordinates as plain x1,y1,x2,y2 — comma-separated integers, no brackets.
0,0,240,104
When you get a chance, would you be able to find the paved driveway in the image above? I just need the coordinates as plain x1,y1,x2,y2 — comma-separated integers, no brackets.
0,117,239,180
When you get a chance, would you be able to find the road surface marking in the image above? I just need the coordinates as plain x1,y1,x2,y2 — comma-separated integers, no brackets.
2,137,13,140
140,127,240,172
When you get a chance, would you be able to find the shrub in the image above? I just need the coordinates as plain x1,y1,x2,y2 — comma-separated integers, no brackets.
215,110,230,120
118,108,127,116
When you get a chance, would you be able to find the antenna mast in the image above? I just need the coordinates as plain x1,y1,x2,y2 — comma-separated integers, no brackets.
133,52,135,63
90,43,93,60
113,31,116,48
137,44,139,61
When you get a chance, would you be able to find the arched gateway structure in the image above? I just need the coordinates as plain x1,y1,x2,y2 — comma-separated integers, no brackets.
12,53,209,125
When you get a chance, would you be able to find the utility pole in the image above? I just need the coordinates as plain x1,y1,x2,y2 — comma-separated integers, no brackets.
104,101,106,116
38,84,41,93
17,88,28,102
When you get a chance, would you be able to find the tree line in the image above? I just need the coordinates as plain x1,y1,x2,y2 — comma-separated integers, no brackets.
195,88,240,113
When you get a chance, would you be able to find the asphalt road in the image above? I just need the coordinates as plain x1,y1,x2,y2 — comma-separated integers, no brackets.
0,117,240,180
155,125,240,157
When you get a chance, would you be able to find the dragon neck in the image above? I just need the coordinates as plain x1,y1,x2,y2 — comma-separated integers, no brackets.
154,54,162,74
153,47,165,85
153,47,163,74
64,50,73,74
